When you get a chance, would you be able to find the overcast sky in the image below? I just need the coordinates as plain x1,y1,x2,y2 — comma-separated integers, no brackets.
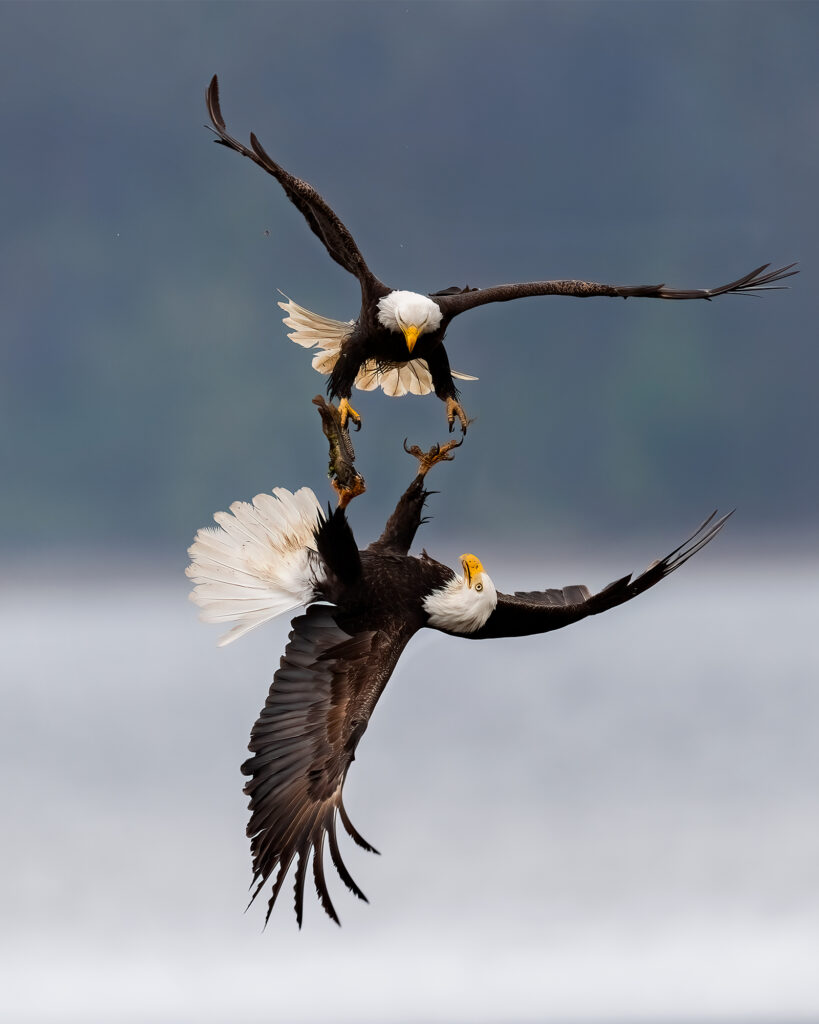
1,0,816,552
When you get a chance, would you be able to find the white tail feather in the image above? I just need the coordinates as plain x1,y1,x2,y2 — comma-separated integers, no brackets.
277,293,354,350
277,292,477,396
187,486,324,646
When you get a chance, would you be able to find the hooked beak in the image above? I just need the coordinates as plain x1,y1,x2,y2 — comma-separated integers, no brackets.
402,324,420,354
460,553,484,588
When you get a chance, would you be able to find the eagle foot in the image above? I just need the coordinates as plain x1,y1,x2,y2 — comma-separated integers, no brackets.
333,475,366,510
445,397,471,435
403,437,463,477
338,397,362,431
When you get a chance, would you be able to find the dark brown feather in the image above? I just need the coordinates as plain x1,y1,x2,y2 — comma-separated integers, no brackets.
206,75,389,302
228,449,731,926
456,511,733,640
241,604,411,926
433,265,798,318
366,474,430,557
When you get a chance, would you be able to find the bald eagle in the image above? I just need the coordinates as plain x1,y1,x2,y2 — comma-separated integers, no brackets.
186,443,730,925
205,75,796,433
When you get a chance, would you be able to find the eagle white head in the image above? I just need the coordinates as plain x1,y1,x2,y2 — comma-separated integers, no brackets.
377,291,443,353
423,553,497,633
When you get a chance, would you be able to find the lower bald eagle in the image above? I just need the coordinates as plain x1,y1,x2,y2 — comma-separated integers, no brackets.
187,443,730,925
205,75,797,433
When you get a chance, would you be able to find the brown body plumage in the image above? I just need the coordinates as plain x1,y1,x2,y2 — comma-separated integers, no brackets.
188,448,730,925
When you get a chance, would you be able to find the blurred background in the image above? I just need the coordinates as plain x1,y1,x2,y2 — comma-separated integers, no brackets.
1,2,817,1021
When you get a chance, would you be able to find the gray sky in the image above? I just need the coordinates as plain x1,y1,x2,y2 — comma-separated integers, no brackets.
1,0,816,552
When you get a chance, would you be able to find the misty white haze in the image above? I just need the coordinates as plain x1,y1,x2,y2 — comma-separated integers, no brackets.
3,551,818,1022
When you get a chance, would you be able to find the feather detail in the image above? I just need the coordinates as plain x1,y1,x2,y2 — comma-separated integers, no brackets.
311,349,341,375
354,359,436,397
277,293,354,350
186,487,325,646
278,294,476,395
424,571,498,633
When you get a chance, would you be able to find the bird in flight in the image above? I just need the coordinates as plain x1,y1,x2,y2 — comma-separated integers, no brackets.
206,75,796,434
187,431,731,926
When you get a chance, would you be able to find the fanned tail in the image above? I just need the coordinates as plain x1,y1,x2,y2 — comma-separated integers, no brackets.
186,486,324,645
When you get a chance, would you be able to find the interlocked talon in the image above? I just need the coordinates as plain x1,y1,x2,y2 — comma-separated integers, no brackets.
338,397,362,431
403,437,464,477
445,396,471,435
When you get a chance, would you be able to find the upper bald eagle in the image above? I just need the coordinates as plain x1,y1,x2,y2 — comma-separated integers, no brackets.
186,443,730,926
205,75,796,433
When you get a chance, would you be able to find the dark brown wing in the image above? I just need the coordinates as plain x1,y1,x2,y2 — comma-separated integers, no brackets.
206,75,390,302
433,263,798,318
461,510,732,640
242,604,411,926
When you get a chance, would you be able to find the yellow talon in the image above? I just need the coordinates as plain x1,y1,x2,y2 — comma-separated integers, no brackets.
339,397,362,431
445,397,470,435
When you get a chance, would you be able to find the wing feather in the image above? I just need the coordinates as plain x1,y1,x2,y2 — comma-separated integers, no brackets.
465,511,733,640
434,264,798,317
241,604,409,925
311,822,340,924
206,76,389,301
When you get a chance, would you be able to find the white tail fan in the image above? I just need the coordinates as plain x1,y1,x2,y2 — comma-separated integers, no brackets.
278,293,354,354
186,486,324,646
277,293,478,396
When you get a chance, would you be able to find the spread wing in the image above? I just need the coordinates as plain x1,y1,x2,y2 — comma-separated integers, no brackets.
206,75,390,303
242,604,411,926
433,263,798,318
465,510,732,640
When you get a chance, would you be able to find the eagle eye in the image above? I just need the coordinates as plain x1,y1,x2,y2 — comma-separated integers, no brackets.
475,582,483,592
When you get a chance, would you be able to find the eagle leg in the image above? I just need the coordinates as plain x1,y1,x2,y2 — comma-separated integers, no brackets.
445,396,471,435
338,397,362,431
313,395,366,508
402,436,463,477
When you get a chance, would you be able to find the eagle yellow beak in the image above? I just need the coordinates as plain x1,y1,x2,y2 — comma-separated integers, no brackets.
403,324,420,354
460,553,485,588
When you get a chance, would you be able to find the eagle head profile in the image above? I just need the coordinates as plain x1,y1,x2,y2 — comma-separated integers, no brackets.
423,552,498,633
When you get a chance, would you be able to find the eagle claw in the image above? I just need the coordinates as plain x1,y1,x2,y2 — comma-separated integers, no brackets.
332,475,366,510
339,398,362,432
445,397,470,435
403,437,463,477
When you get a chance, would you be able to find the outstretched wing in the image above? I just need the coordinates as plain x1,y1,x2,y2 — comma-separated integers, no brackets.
242,604,411,926
433,263,798,318
463,511,732,640
206,75,390,302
